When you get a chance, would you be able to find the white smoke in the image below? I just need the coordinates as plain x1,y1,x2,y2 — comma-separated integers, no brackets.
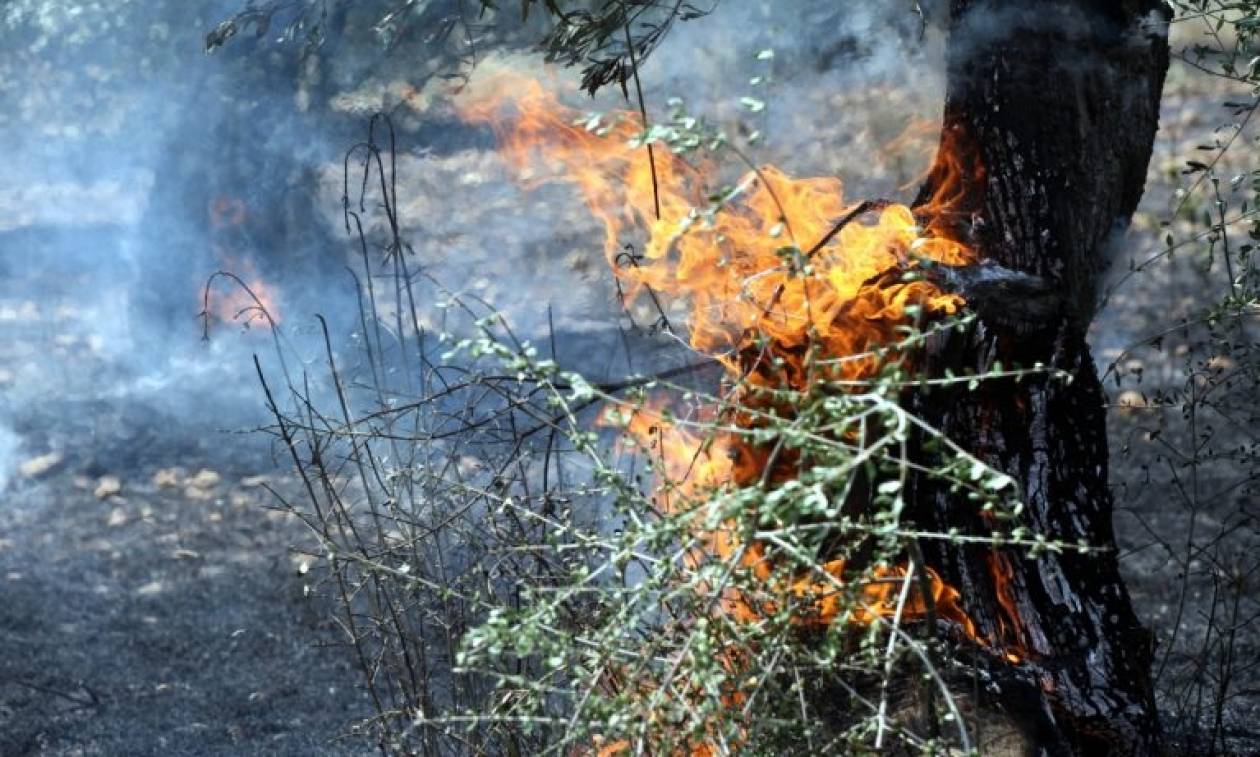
0,422,18,493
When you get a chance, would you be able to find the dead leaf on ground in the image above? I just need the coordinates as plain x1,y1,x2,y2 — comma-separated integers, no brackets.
187,469,221,489
20,451,64,479
136,580,164,596
94,475,122,499
1116,390,1146,411
152,467,186,488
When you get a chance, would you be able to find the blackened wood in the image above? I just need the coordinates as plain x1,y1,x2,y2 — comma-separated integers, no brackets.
908,2,1169,754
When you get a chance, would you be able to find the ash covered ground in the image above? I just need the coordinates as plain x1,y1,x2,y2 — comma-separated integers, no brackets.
0,233,373,755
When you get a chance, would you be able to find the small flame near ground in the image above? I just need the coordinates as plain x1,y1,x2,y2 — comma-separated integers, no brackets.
455,70,1020,750
202,195,283,330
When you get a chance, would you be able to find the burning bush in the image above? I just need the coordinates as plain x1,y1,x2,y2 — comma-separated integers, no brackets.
251,62,1096,751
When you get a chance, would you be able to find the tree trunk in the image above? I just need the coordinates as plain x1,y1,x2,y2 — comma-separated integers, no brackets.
908,2,1169,753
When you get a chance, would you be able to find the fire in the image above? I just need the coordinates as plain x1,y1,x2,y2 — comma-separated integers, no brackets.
617,404,977,636
203,196,282,329
456,74,970,372
988,550,1026,664
456,70,1018,746
203,256,283,329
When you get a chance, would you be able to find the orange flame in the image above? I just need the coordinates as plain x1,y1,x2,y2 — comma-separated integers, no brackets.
457,74,970,373
615,403,976,637
456,71,1018,746
205,256,283,329
205,195,282,329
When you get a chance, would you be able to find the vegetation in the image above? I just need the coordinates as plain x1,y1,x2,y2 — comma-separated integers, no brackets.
1103,2,1260,751
256,112,1071,752
203,0,1260,752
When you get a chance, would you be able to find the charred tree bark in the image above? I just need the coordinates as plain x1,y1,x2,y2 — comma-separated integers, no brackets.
908,2,1169,754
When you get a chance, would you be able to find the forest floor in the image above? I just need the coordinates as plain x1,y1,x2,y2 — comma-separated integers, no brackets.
1098,65,1260,754
0,229,372,756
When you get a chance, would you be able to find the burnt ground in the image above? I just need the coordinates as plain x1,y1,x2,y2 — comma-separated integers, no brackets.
1093,67,1260,753
0,229,373,756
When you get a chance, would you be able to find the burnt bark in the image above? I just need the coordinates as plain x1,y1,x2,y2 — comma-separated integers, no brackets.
908,2,1169,754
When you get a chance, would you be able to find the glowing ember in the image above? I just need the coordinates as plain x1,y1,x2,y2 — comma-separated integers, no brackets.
617,404,978,637
202,257,283,330
203,195,282,329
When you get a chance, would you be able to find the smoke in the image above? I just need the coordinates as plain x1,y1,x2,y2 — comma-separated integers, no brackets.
348,1,948,355
0,422,18,493
632,1,946,195
0,0,950,474
0,2,345,439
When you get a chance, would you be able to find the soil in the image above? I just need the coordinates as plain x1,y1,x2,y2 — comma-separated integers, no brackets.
0,229,373,756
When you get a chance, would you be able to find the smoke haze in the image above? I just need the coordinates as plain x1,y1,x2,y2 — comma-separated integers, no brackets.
0,0,942,483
